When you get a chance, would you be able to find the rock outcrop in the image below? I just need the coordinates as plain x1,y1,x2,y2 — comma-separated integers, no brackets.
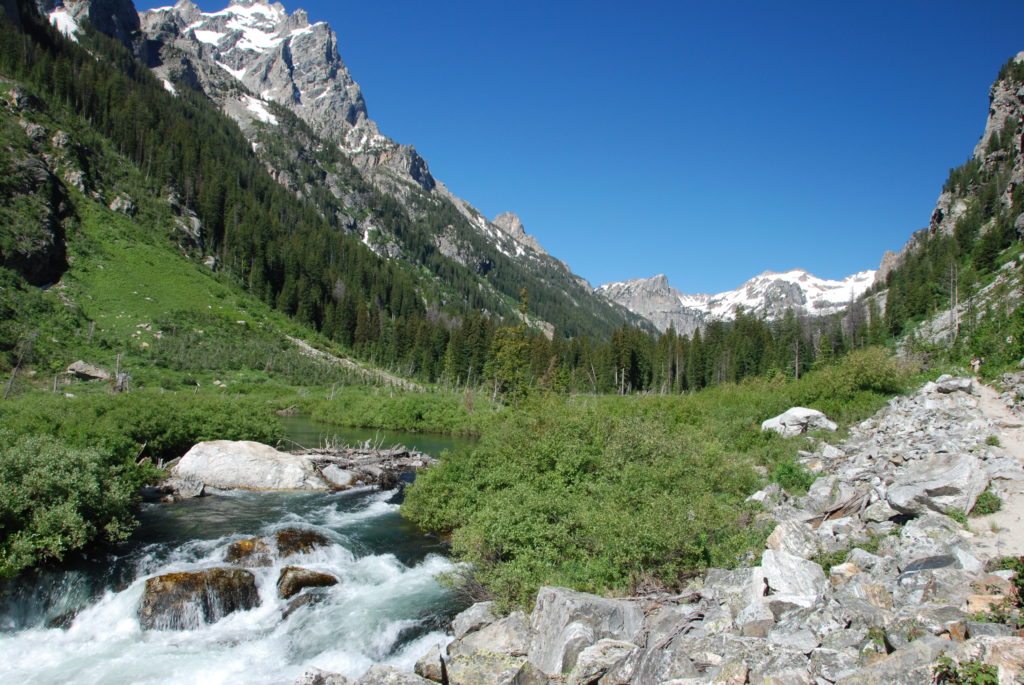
36,0,140,48
0,145,71,287
65,360,110,381
877,52,1024,284
491,212,545,255
277,566,338,599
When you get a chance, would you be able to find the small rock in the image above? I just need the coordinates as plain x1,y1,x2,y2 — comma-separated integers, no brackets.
413,644,445,683
829,562,861,586
835,634,947,684
225,537,273,567
66,360,110,381
887,452,988,516
963,594,1009,614
451,601,497,639
766,520,819,559
277,566,338,600
762,549,827,610
934,375,974,394
295,668,352,685
527,587,644,676
448,611,531,659
275,528,331,557
965,621,1018,638
565,639,638,685
355,665,433,684
767,627,819,654
320,464,355,488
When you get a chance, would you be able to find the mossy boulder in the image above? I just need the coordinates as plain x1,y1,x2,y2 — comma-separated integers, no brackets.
138,568,260,630
275,528,330,558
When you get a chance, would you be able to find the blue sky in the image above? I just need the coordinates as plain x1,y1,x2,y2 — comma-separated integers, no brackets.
141,1,1024,294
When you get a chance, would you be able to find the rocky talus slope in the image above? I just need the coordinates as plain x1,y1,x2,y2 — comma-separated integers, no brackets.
300,375,1024,684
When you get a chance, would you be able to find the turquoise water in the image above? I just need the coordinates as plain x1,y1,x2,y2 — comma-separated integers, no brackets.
276,414,476,456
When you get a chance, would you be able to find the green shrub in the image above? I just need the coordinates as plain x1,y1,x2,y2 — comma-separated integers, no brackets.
403,394,770,609
985,435,1001,447
933,654,998,684
770,459,816,495
310,387,492,435
812,549,849,574
948,509,969,525
0,429,154,577
971,489,1002,516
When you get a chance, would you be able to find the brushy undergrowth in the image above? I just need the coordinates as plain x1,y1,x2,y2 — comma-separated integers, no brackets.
402,348,915,609
310,386,495,435
0,390,282,463
0,389,284,576
0,429,153,578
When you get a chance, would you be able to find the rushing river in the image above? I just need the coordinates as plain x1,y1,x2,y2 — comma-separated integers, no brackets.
0,419,471,684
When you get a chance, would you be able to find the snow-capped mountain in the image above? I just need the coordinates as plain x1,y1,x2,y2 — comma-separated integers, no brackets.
598,269,877,335
139,0,389,156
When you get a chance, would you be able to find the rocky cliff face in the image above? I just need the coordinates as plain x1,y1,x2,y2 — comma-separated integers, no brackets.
877,52,1024,283
138,1,387,155
599,269,877,335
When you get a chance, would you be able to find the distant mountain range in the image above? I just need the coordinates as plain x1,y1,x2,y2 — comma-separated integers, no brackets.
598,269,877,335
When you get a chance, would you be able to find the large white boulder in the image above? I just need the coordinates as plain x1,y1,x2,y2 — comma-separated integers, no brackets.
762,407,837,437
172,440,329,490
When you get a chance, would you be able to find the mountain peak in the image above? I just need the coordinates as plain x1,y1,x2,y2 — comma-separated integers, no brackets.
491,213,545,255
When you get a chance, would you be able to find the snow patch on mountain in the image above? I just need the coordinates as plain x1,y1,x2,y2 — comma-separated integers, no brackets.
48,9,80,40
243,95,277,124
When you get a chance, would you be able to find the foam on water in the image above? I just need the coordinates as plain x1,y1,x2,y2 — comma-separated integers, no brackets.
0,487,458,684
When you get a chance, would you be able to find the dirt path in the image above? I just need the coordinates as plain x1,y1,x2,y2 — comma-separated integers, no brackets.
287,336,423,391
969,381,1024,559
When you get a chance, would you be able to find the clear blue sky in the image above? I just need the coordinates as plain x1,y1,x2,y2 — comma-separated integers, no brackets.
141,1,1024,294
